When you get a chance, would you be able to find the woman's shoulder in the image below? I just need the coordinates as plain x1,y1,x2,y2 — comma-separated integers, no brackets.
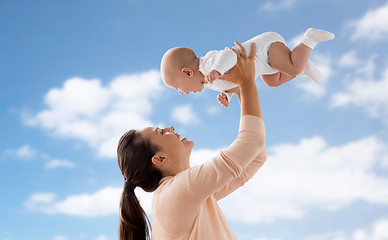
154,170,200,211
156,170,190,195
156,164,209,196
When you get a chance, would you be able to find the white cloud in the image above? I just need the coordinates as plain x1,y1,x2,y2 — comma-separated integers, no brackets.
348,3,388,41
171,104,199,125
3,144,37,160
331,66,388,120
219,135,388,223
25,186,153,217
25,193,56,211
305,218,388,240
24,70,163,158
338,50,361,67
206,105,221,115
261,0,298,11
190,148,223,167
356,55,377,79
25,187,121,217
2,145,77,170
96,235,111,240
295,53,333,97
45,159,76,169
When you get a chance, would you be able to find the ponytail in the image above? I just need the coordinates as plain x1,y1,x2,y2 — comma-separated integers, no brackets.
119,181,150,240
117,130,163,240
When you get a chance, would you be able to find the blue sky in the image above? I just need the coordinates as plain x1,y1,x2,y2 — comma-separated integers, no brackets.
1,0,388,239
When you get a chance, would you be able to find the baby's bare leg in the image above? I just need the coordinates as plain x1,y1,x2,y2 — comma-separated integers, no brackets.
268,29,334,83
268,42,311,77
261,72,296,87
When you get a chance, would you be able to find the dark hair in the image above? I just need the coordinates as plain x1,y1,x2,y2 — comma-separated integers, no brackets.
117,129,163,240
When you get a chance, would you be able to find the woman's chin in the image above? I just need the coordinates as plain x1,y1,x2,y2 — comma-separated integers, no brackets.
185,140,195,151
182,137,194,145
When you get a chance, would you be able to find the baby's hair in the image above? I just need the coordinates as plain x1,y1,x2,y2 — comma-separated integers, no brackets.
161,47,197,80
171,47,197,69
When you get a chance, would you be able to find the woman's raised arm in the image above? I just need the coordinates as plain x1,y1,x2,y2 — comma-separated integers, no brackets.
220,42,262,119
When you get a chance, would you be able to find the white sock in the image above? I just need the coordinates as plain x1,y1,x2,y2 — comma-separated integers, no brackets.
301,28,335,49
299,60,322,83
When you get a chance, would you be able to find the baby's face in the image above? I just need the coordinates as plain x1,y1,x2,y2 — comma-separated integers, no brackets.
166,75,205,95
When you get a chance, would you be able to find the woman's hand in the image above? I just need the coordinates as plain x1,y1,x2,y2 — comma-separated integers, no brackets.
221,41,262,118
219,41,256,86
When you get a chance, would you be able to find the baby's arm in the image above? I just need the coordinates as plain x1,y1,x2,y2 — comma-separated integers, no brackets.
206,49,238,83
217,86,240,108
205,70,222,84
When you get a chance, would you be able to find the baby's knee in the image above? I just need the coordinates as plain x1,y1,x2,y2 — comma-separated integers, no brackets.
266,81,281,87
285,67,303,77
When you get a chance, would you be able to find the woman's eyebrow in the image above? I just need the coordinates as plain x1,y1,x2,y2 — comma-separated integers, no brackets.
154,127,159,135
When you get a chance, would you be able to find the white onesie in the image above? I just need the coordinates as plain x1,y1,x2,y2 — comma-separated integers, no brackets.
199,32,286,101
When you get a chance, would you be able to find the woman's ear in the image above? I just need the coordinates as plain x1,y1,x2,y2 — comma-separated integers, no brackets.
152,153,167,167
181,68,194,78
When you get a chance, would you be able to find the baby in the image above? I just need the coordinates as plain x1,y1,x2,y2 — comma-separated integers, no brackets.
161,28,335,107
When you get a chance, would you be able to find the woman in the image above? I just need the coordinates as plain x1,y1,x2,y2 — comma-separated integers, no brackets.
117,42,267,240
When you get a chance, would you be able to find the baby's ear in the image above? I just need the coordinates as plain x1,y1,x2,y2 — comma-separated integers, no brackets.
181,68,194,78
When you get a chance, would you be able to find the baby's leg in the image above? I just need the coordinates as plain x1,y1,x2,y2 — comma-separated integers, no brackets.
268,42,311,77
261,72,296,87
268,28,334,78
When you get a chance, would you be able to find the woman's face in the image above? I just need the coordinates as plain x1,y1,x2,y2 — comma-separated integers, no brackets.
140,126,194,174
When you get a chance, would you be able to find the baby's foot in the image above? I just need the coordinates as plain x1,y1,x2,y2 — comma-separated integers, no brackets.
302,28,335,49
302,60,322,83
217,92,229,107
305,28,335,42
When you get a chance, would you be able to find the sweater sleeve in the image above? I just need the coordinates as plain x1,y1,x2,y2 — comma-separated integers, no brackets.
186,115,265,205
214,148,267,201
211,49,238,76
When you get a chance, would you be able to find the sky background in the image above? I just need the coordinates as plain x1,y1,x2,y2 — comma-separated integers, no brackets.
1,0,388,239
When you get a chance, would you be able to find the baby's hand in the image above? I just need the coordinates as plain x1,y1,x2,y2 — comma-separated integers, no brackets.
217,92,229,107
205,70,221,84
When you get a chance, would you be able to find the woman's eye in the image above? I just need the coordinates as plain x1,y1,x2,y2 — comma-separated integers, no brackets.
161,129,164,135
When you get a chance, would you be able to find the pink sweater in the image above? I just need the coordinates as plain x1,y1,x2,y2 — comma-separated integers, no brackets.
152,115,267,240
